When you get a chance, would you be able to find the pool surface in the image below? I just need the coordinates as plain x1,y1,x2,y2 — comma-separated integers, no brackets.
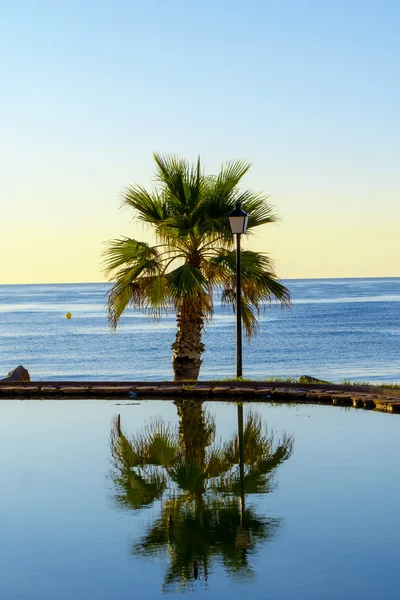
1,399,399,599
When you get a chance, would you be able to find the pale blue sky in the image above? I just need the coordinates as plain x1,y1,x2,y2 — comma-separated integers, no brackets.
1,0,399,282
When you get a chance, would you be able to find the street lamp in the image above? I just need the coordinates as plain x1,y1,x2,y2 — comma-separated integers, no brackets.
228,201,249,379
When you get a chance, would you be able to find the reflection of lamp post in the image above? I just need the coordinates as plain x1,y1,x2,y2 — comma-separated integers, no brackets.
235,403,250,549
237,404,245,519
228,202,249,379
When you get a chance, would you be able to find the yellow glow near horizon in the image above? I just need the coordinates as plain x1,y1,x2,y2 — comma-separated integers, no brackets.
1,199,399,284
2,159,399,284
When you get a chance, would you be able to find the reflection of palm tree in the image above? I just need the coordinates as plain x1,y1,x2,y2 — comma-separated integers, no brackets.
135,496,274,591
110,401,293,591
110,414,178,510
218,407,294,496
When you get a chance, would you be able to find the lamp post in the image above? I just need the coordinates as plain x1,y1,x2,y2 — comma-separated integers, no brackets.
228,201,249,379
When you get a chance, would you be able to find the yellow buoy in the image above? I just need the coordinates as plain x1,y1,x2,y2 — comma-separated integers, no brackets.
65,312,72,319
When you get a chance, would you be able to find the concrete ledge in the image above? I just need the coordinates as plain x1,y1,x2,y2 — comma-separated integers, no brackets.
0,380,399,415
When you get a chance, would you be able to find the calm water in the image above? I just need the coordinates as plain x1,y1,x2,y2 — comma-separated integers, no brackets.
0,278,399,382
1,399,399,599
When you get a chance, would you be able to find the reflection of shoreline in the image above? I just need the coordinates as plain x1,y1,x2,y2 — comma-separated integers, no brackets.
110,400,294,592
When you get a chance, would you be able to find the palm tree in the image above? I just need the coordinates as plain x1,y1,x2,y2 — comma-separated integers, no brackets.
103,154,290,381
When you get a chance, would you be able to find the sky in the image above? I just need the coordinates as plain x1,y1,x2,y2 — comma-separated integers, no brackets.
1,0,399,284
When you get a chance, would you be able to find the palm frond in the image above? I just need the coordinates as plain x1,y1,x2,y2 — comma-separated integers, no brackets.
153,153,198,215
167,457,206,493
107,273,165,328
204,249,290,336
131,417,179,465
107,275,136,329
153,153,189,193
166,263,208,301
234,190,278,229
122,184,168,224
216,159,252,191
191,161,251,242
103,237,160,276
114,467,168,510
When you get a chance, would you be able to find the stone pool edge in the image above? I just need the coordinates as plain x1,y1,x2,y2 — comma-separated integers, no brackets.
0,380,399,414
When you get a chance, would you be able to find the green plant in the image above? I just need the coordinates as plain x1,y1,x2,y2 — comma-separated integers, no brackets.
103,154,290,381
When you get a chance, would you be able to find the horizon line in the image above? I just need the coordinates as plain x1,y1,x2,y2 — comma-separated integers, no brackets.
1,275,400,286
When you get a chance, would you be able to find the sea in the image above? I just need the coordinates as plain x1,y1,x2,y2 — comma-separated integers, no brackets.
0,277,399,382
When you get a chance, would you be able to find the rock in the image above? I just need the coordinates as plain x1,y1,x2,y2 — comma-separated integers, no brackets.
299,375,330,384
1,365,30,382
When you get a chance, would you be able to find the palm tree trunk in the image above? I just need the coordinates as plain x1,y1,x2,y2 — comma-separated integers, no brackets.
172,298,205,381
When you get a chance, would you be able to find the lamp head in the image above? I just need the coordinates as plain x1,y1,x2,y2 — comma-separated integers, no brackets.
228,202,248,234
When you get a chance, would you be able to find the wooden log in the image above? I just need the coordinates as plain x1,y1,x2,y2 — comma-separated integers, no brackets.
253,388,274,396
229,387,256,395
283,389,308,402
317,393,333,403
271,389,291,398
286,389,308,398
360,396,376,409
60,386,90,394
89,386,133,395
332,394,353,406
374,399,390,412
269,390,287,402
40,386,58,394
352,396,365,408
183,386,212,395
211,386,233,394
374,397,400,413
0,387,18,396
10,386,39,395
131,386,157,395
157,386,184,395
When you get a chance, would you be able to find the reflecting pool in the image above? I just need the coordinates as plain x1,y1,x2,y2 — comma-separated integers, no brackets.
1,400,399,599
